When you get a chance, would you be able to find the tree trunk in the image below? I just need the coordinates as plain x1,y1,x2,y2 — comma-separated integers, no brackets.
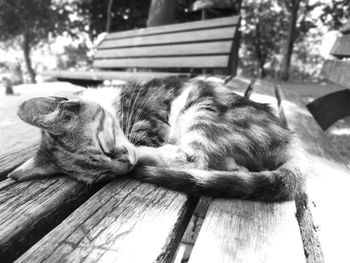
147,0,176,27
23,32,36,83
279,0,300,81
105,0,114,32
254,23,266,78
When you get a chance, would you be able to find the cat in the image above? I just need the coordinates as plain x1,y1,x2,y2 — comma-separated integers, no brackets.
8,77,306,201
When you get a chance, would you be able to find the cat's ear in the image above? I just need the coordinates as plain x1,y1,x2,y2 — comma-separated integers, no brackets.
17,97,61,129
7,156,58,182
17,97,80,134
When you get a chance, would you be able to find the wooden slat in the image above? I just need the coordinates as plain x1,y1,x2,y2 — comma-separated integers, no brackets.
278,86,350,263
105,16,239,40
189,80,305,263
0,177,98,263
330,34,350,57
95,41,232,59
189,200,305,263
321,59,350,89
44,70,193,82
98,27,236,49
93,56,229,69
16,179,197,263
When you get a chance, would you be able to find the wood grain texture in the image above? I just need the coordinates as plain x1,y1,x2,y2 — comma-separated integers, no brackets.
15,179,197,263
98,27,236,49
321,59,350,89
278,86,350,262
104,16,239,40
44,70,192,82
93,56,229,69
95,41,232,59
330,34,350,57
188,80,305,263
0,177,97,263
189,200,305,263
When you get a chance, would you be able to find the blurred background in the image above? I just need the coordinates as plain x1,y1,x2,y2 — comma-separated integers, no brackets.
0,0,348,84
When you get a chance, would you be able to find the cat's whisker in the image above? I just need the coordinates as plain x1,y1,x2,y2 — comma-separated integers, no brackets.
120,88,126,134
129,89,156,136
126,84,144,137
125,84,137,138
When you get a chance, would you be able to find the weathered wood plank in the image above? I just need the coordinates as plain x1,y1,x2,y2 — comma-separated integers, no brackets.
188,81,305,263
321,59,350,89
278,86,350,262
44,70,192,82
94,56,229,69
105,16,239,40
98,27,236,49
0,177,98,263
189,200,305,263
330,34,350,57
95,41,232,59
15,179,197,263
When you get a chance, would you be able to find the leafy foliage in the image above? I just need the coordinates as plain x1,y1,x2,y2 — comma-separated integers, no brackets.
0,0,81,82
239,0,345,80
76,0,151,40
0,0,76,46
320,0,350,30
240,1,287,77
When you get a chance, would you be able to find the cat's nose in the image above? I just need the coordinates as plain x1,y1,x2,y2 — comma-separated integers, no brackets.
108,146,128,159
115,146,127,154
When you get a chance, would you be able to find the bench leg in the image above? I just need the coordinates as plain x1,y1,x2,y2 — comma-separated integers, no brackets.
307,89,350,130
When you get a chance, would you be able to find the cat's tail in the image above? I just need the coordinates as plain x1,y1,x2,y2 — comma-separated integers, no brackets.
131,164,304,201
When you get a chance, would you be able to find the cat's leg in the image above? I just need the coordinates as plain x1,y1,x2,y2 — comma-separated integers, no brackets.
136,144,193,168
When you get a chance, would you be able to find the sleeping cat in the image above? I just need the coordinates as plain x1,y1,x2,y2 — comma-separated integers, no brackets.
8,77,306,201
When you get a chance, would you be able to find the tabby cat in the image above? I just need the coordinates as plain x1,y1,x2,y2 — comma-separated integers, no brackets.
8,77,306,201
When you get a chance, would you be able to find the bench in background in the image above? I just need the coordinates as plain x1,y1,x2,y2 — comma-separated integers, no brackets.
45,16,241,86
308,18,350,130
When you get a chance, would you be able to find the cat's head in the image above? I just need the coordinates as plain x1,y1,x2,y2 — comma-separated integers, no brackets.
8,96,137,184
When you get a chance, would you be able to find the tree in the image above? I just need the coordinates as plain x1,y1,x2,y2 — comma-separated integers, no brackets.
320,0,350,30
278,0,323,81
106,0,115,32
241,0,287,78
147,0,177,27
77,0,151,40
279,0,301,81
0,0,76,83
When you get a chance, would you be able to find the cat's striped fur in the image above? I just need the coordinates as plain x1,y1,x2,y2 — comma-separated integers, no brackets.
8,77,306,201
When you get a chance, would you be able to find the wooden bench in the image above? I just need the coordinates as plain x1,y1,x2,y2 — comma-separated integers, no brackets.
2,75,350,262
1,15,348,262
45,16,241,86
307,18,350,130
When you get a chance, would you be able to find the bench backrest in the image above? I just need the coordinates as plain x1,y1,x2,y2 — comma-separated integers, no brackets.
321,18,350,88
93,16,240,75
